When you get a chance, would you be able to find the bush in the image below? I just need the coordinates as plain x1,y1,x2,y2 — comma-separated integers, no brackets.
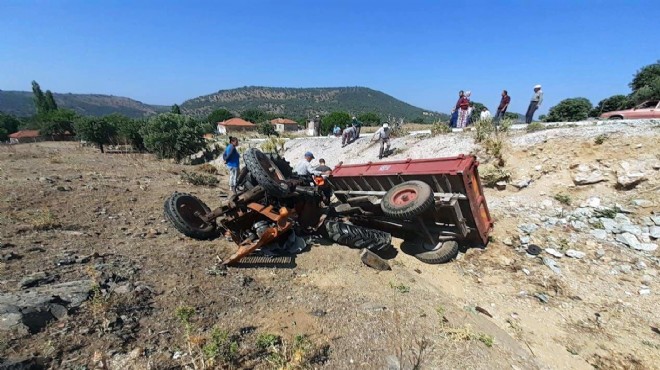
140,113,207,162
257,121,279,136
260,136,286,154
321,112,351,135
526,122,545,132
479,164,510,187
207,108,234,124
498,118,514,133
431,122,452,136
39,109,78,136
110,115,145,150
473,119,494,143
180,171,218,186
589,95,633,117
357,112,381,126
74,116,117,153
546,98,593,122
629,61,660,103
0,113,20,141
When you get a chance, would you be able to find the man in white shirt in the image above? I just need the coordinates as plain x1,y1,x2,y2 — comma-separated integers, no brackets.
294,151,322,176
525,84,543,124
479,107,492,121
374,123,391,159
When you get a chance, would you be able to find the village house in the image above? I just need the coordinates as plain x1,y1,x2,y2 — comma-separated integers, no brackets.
8,130,43,144
270,118,299,133
216,118,256,135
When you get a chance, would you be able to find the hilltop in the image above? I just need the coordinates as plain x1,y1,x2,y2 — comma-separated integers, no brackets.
0,90,168,118
180,86,443,121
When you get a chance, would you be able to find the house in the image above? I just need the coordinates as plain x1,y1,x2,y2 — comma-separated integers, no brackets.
8,130,43,144
216,118,256,135
270,118,299,133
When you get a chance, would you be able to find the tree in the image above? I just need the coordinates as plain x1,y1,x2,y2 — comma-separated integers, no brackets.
546,98,592,122
140,113,207,162
629,61,660,104
32,81,49,116
39,109,78,136
207,108,234,124
357,112,381,126
241,109,269,124
44,90,58,112
74,116,117,153
470,101,487,123
105,113,145,150
589,95,633,117
171,104,182,114
321,112,351,135
257,122,278,136
503,112,520,121
0,112,21,141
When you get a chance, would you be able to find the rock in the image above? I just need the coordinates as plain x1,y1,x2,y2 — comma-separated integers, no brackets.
636,243,658,252
631,199,653,208
518,223,538,234
19,272,54,289
640,216,655,226
503,238,513,246
600,218,618,232
641,275,653,285
56,186,72,192
652,215,660,226
385,355,401,370
616,161,647,190
639,288,651,295
595,249,606,258
545,248,563,258
591,229,608,240
519,235,531,245
534,293,549,304
639,233,651,243
1,252,22,261
522,268,530,275
619,264,633,274
495,181,507,191
570,220,588,231
582,197,601,208
616,233,641,249
360,249,391,271
513,178,532,189
565,249,586,259
620,224,642,236
541,199,553,208
636,261,647,270
573,164,606,185
614,213,632,225
543,257,561,275
50,304,68,320
650,226,660,240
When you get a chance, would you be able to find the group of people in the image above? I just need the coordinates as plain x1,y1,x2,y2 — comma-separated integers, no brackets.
450,84,543,127
333,116,362,147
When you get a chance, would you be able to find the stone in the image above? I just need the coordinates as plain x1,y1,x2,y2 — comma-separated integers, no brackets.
19,272,54,289
360,249,391,271
565,249,586,259
519,235,531,245
513,178,532,189
49,304,68,320
619,264,633,274
545,248,563,258
636,243,658,252
650,226,660,240
636,261,647,270
641,275,653,285
616,233,641,249
522,268,530,275
543,257,561,275
570,220,588,231
616,161,647,189
600,218,618,232
631,199,653,208
620,224,642,236
583,197,601,208
495,181,507,191
640,217,655,226
591,229,608,240
573,164,606,185
534,293,549,303
518,223,538,234
639,233,651,243
614,213,632,225
503,238,513,246
639,288,651,296
651,215,660,226
595,249,606,258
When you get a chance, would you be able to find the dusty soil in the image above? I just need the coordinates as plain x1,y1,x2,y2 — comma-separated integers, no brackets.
0,122,659,370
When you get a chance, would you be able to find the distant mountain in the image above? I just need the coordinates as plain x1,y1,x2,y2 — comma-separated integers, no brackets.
0,90,168,118
181,86,444,121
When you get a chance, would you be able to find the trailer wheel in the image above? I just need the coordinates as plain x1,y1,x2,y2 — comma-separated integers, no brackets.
244,148,291,197
402,239,459,264
323,220,393,253
381,180,434,219
164,192,219,240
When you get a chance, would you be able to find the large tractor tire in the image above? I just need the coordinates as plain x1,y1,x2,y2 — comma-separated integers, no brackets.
381,180,434,219
164,192,219,240
401,239,459,264
236,167,257,192
265,152,293,179
323,220,393,253
244,148,291,197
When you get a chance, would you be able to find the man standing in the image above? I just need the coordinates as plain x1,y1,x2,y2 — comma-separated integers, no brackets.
315,158,332,175
480,107,492,121
294,151,322,176
351,116,362,138
374,123,391,159
223,136,240,193
313,115,321,136
494,90,511,123
525,85,543,124
341,125,356,147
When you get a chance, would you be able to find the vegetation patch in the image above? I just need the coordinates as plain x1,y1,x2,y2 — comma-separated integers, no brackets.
526,122,546,132
30,209,61,230
431,122,452,136
553,193,572,206
180,171,218,187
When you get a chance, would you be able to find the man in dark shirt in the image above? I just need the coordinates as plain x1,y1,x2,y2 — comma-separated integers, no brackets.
494,90,510,124
315,158,332,174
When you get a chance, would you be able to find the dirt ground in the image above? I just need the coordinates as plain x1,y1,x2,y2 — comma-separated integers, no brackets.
0,124,658,369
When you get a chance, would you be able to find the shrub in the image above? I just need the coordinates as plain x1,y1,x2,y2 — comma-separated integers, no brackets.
479,164,510,187
526,122,545,132
140,113,207,162
180,171,218,186
498,118,514,133
594,134,607,145
553,193,572,206
589,95,633,117
431,122,452,136
546,98,593,122
74,116,117,153
260,137,286,154
202,327,239,365
357,112,381,126
197,163,218,174
473,119,494,143
257,121,279,136
321,112,351,135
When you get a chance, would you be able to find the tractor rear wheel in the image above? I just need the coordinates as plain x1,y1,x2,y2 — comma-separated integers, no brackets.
244,148,291,197
401,239,459,264
323,220,393,253
381,180,434,219
164,192,219,240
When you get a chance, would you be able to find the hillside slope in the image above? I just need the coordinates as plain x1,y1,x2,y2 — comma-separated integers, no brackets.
0,90,167,118
181,86,443,120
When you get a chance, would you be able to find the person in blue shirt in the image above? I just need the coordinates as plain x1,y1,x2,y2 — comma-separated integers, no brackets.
223,136,240,193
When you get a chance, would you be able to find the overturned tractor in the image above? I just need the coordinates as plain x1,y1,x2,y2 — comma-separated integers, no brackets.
164,148,492,266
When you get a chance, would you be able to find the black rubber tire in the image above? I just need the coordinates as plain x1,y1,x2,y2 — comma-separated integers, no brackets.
402,239,459,264
609,116,623,120
244,148,290,197
323,220,393,253
164,192,218,240
236,167,257,192
265,152,293,179
381,180,434,219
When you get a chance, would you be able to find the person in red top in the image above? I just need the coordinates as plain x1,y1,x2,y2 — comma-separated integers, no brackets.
494,90,511,124
456,90,471,128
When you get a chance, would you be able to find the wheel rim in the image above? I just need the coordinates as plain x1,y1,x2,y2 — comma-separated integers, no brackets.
390,188,418,206
256,152,285,181
175,196,210,230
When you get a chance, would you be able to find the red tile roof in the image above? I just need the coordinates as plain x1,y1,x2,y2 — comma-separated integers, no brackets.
270,118,298,125
218,118,255,127
8,130,41,139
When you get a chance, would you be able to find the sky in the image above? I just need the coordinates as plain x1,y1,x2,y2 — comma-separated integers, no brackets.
1,0,659,115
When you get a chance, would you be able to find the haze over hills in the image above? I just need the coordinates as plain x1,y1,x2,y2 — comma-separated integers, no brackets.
1,86,444,121
181,86,442,121
0,90,168,118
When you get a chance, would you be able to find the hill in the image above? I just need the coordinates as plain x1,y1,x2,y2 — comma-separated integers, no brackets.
0,90,168,118
180,86,444,121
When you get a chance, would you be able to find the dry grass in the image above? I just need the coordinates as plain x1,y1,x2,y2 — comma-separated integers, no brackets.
180,171,219,187
29,209,61,230
196,163,218,175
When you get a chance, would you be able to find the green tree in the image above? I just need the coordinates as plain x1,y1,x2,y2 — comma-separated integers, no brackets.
357,112,381,126
470,101,487,123
39,109,78,136
207,108,234,124
503,112,520,121
105,113,145,150
0,112,21,141
241,109,269,124
31,81,49,115
171,104,182,114
546,98,593,122
257,122,278,136
321,112,351,135
629,61,660,104
411,117,425,124
74,116,117,153
140,113,206,162
538,114,547,121
589,95,633,117
44,90,58,112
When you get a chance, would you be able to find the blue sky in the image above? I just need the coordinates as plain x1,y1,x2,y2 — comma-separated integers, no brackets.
1,0,658,115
